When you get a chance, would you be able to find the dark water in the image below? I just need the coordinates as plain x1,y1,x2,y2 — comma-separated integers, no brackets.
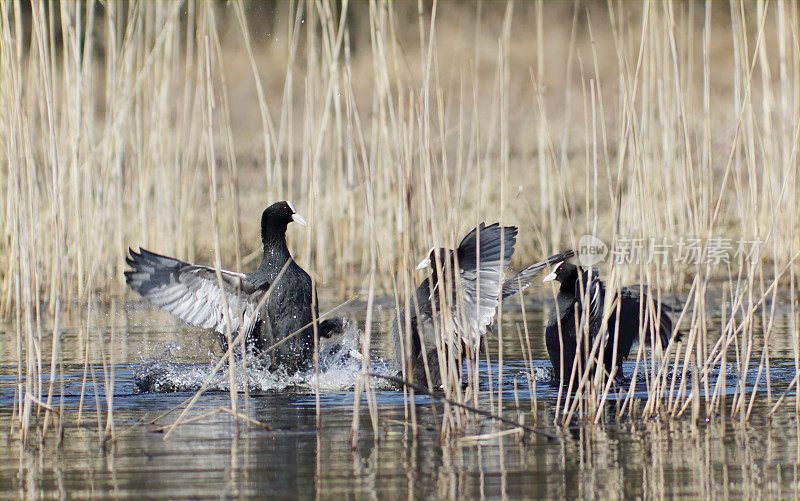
1,292,798,499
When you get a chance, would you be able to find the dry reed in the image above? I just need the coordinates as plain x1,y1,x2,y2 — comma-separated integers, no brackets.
1,1,797,440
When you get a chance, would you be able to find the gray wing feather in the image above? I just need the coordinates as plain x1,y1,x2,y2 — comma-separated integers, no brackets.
452,223,518,348
501,249,575,300
125,248,263,336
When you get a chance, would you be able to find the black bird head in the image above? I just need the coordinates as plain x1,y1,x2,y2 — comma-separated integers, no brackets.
416,247,457,281
543,260,600,298
261,201,307,244
542,260,579,285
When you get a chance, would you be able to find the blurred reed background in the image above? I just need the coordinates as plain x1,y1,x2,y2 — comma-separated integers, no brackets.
1,0,798,439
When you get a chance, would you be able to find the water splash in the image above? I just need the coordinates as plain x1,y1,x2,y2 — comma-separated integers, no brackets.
134,322,392,393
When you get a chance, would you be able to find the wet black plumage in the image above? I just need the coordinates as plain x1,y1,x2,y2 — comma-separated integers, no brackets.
125,201,341,373
543,261,680,383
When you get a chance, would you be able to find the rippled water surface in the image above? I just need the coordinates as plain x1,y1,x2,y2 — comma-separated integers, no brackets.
1,291,797,499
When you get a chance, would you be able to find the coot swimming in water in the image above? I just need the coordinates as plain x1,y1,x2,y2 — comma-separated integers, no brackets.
543,260,680,384
125,201,342,373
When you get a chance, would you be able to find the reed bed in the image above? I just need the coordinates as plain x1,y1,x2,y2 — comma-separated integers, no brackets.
1,0,798,442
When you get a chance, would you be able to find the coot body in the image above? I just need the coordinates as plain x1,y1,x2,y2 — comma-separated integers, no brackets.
126,201,340,373
392,223,518,387
543,261,678,383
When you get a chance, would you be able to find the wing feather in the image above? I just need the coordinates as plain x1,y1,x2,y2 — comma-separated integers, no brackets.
450,223,518,347
501,249,575,300
125,247,264,336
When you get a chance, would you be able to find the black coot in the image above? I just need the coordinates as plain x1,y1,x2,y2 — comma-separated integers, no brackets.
543,260,680,384
125,201,341,373
392,222,518,387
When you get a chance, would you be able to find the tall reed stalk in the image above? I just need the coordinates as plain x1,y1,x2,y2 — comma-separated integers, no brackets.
2,1,797,439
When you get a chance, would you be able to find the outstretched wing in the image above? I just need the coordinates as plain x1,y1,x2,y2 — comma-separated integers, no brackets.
125,248,264,336
451,222,518,347
501,249,575,300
